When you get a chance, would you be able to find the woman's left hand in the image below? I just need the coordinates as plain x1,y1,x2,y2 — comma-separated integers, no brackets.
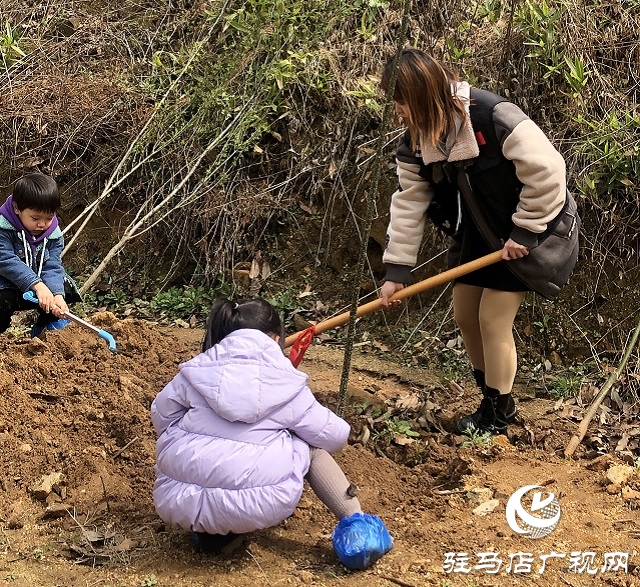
502,239,529,260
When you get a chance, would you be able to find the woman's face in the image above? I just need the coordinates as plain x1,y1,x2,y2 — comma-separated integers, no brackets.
394,100,411,123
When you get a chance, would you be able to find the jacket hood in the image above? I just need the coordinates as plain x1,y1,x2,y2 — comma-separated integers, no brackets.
0,195,59,245
179,329,308,424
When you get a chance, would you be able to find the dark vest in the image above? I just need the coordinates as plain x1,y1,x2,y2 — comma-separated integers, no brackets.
398,89,521,239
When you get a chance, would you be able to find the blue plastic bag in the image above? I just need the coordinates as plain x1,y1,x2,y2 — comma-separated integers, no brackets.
331,512,393,570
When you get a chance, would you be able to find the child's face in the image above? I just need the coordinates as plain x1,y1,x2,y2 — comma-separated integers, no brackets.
13,205,55,237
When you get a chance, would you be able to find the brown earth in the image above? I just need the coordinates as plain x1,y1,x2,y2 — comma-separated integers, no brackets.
0,315,638,587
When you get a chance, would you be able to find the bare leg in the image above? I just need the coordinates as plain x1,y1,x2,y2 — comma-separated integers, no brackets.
306,448,362,520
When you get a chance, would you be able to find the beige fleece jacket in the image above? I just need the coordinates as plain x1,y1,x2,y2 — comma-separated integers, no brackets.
383,91,567,269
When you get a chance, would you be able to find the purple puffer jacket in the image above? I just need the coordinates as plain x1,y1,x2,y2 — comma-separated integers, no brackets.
151,328,350,535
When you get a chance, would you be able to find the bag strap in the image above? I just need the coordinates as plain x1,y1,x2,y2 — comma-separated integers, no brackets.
455,165,502,251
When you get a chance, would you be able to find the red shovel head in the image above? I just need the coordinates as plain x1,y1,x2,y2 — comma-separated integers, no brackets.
288,325,316,367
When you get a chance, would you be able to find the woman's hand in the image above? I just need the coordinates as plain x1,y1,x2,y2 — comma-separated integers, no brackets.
379,281,405,308
502,239,529,260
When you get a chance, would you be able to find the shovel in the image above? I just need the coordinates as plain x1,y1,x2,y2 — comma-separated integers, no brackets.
23,290,117,353
284,250,503,352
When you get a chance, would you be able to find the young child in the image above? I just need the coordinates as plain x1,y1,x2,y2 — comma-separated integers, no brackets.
151,298,393,569
0,173,79,336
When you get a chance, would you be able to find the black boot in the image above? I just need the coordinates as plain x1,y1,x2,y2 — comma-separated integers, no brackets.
455,370,487,434
456,381,518,436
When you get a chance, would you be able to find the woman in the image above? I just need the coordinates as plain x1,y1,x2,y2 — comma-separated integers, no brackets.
378,48,579,437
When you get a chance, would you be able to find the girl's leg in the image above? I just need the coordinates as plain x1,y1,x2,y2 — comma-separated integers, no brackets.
310,448,394,569
478,289,526,394
306,448,361,520
452,283,485,371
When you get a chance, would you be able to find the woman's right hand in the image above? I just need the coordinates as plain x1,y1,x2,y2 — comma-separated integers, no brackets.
379,281,405,308
502,238,529,260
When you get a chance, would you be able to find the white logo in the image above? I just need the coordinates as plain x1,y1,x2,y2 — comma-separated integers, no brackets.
505,485,561,539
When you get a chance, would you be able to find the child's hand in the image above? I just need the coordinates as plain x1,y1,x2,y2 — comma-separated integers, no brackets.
32,283,55,313
52,295,68,318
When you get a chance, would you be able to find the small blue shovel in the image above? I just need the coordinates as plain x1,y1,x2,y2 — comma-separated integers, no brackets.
23,290,117,353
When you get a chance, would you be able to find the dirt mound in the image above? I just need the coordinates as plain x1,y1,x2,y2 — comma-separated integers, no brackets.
0,316,197,529
0,321,638,587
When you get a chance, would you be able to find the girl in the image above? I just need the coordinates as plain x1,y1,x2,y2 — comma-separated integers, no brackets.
378,48,579,437
151,298,392,569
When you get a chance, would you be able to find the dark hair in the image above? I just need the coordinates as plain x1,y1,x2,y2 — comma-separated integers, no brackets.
381,48,465,149
202,298,284,352
12,173,60,213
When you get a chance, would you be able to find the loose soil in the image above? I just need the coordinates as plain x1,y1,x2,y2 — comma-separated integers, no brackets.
0,315,638,587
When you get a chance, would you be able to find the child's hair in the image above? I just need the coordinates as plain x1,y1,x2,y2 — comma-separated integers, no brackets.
202,298,284,352
12,173,60,213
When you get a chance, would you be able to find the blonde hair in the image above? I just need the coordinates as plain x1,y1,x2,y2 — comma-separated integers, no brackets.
381,48,467,149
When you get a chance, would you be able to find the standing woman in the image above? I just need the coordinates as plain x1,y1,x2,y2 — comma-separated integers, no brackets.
378,48,579,437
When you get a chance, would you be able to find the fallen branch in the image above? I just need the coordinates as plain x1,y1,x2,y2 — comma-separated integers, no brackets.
78,100,249,294
62,0,231,261
112,436,140,459
564,318,640,458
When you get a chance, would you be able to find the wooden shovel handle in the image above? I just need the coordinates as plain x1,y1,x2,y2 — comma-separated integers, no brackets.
284,250,503,348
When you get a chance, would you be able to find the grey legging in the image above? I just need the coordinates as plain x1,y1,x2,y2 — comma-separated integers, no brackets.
306,447,362,519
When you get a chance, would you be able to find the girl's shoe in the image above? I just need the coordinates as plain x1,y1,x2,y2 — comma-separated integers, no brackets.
190,531,244,555
331,512,393,570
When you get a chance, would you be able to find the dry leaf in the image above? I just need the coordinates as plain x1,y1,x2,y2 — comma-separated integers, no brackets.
372,340,389,352
616,433,630,452
558,405,575,419
396,394,421,410
249,258,261,279
298,201,315,214
393,434,415,446
472,499,500,516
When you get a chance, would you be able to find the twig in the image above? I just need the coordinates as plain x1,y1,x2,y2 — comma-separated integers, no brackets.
113,436,139,459
245,549,270,585
100,475,110,513
565,318,640,458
